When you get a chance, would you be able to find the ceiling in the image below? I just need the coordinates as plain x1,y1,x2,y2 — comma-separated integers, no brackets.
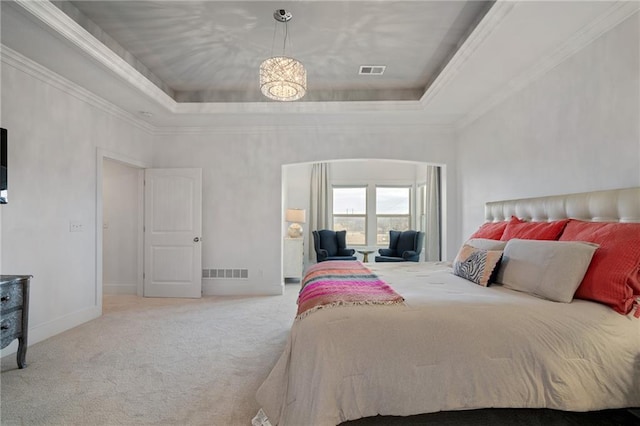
61,1,493,103
1,1,638,129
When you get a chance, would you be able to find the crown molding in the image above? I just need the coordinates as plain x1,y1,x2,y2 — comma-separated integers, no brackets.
1,45,155,134
151,122,455,136
13,0,177,112
2,44,452,137
420,0,518,108
52,0,175,99
456,0,640,130
172,99,427,115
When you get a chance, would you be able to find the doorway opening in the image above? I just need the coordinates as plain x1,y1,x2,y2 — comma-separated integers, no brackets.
102,158,143,296
96,149,147,311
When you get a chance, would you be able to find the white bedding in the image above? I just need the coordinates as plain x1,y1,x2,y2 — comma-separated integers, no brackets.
255,262,640,426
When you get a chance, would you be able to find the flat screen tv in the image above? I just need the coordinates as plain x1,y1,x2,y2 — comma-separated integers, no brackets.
1,128,7,204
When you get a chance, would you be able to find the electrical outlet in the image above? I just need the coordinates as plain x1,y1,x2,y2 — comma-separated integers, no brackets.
69,221,83,232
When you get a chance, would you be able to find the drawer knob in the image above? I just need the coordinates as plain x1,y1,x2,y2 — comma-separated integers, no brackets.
0,323,8,330
0,295,9,303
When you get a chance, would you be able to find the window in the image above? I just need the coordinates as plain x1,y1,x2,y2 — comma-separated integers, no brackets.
376,186,411,245
333,186,366,245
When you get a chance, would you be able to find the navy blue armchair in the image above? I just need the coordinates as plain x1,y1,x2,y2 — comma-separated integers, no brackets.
375,230,425,262
312,230,357,262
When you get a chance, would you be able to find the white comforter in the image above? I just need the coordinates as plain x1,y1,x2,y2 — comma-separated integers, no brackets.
256,262,640,426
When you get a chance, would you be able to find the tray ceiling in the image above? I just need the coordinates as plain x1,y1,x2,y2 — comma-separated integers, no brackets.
2,1,636,128
58,1,493,103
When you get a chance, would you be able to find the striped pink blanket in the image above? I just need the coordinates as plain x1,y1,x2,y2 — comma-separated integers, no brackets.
296,261,404,319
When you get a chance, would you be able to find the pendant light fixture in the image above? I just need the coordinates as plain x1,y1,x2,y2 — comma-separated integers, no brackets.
260,9,307,101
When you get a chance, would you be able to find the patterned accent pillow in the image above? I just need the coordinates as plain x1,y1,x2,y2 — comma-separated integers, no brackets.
453,244,504,287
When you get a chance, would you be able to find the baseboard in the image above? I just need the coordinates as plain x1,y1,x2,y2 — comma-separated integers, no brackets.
103,282,137,295
0,304,101,359
202,280,283,296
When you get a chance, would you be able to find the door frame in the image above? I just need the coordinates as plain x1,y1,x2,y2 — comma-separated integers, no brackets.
96,149,149,309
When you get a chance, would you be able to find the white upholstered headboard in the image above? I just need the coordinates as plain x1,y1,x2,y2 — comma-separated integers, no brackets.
485,187,640,224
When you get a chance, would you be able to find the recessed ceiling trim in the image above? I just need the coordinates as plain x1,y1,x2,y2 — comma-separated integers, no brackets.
456,0,640,129
1,46,154,134
420,0,517,109
53,0,174,98
12,0,177,112
151,123,454,137
172,99,427,115
9,0,445,114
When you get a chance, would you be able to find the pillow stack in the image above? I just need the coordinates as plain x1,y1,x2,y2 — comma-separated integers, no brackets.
457,216,640,315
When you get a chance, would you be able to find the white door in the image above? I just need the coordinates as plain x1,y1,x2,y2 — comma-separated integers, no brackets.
144,168,202,298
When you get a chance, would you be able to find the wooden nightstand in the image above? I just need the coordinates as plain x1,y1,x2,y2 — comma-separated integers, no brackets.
1,275,31,368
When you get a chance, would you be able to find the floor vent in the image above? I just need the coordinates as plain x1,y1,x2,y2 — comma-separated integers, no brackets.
203,269,249,279
359,65,386,75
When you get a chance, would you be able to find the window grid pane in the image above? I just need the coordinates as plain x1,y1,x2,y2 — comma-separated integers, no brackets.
334,216,366,245
376,187,410,215
376,216,410,245
333,187,366,215
333,186,367,245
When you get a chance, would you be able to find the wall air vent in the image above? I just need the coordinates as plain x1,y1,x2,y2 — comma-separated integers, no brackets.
359,65,386,75
203,268,249,279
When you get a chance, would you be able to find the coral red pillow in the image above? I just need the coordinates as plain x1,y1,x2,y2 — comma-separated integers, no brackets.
468,221,510,240
501,217,568,241
559,220,640,315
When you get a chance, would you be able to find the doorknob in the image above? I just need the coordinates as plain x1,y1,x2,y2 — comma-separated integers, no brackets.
194,237,200,242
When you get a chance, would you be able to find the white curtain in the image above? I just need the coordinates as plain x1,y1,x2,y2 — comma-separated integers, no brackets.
309,163,329,261
423,166,441,261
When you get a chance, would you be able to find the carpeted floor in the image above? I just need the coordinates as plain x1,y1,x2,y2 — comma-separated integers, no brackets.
1,288,299,425
1,285,639,426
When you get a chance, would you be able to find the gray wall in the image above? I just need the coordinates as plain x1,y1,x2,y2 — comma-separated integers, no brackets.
456,12,640,240
0,55,153,349
151,127,457,295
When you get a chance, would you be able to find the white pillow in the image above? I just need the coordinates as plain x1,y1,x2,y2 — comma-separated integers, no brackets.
495,239,598,303
465,238,507,251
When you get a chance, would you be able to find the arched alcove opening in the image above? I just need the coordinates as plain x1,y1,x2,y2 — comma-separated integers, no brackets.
281,158,446,285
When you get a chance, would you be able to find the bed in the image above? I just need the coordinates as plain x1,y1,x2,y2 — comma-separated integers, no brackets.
254,188,640,426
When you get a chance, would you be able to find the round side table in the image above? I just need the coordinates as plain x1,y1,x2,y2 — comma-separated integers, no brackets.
357,250,375,262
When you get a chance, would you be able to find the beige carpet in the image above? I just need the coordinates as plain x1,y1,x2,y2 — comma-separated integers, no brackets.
1,286,299,425
2,287,639,426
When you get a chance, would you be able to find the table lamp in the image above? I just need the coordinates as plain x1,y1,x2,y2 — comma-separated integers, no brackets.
285,208,306,238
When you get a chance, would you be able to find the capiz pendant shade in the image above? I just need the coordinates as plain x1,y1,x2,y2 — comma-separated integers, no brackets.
260,56,307,101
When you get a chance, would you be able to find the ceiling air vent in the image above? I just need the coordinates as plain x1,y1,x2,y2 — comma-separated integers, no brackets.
359,65,386,75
